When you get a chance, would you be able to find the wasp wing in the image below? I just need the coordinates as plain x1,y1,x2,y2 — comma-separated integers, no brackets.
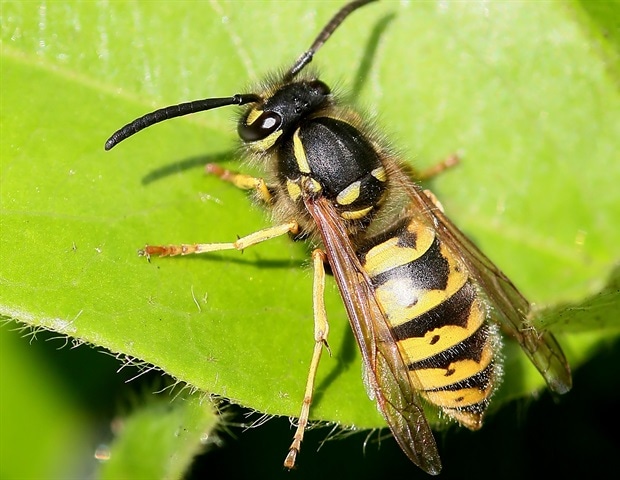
304,195,442,475
392,166,572,394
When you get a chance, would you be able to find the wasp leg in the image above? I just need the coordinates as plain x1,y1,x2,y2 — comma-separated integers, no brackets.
205,163,273,204
417,154,460,180
284,249,330,469
140,221,299,257
404,154,460,181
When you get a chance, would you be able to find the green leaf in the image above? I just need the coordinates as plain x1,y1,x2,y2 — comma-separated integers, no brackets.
0,328,92,479
98,393,219,480
1,0,619,463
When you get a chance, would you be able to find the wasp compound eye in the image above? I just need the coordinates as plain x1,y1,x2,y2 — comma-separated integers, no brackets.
238,110,283,142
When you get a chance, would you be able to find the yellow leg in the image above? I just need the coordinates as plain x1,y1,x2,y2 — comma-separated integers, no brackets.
205,163,273,204
403,154,461,182
284,249,330,469
411,154,460,181
139,221,299,258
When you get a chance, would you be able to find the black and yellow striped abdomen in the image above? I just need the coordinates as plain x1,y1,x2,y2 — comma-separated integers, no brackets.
358,217,500,429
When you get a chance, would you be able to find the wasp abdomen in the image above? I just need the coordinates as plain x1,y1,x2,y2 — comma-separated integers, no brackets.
278,117,387,220
358,217,499,429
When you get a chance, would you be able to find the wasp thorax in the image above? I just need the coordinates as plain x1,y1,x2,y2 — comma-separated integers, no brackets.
278,116,388,223
238,80,331,149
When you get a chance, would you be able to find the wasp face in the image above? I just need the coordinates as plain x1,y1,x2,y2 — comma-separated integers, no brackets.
238,80,331,150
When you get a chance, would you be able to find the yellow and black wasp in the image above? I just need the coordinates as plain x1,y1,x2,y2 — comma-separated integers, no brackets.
105,0,572,474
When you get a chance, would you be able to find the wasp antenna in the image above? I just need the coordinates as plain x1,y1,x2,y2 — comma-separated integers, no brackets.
104,93,260,150
284,0,379,81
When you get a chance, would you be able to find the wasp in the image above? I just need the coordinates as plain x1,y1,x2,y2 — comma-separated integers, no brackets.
105,0,572,474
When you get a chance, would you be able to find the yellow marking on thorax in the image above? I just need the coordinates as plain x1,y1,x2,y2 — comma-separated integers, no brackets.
336,181,361,205
287,180,302,202
363,225,435,277
341,206,373,220
293,129,311,173
371,166,387,182
300,176,322,195
394,298,486,363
